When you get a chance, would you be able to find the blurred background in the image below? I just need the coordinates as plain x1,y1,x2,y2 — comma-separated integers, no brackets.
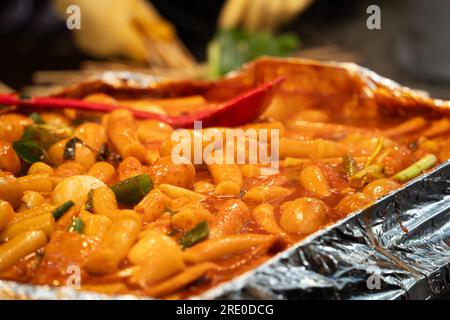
0,0,448,99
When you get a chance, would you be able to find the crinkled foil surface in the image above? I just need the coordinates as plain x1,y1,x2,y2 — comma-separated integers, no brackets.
0,59,449,300
198,161,450,300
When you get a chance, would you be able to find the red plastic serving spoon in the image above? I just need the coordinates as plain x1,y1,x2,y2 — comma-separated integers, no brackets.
0,78,283,128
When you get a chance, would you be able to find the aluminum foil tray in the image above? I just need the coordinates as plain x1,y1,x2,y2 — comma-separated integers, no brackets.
0,58,449,300
0,161,448,300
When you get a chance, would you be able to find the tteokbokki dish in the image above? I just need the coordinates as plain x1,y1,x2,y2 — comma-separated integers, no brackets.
0,58,449,298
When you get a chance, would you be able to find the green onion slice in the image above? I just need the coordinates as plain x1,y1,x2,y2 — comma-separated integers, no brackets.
13,140,46,164
68,217,84,234
53,200,75,220
392,154,438,182
110,174,153,204
180,221,209,249
343,154,358,177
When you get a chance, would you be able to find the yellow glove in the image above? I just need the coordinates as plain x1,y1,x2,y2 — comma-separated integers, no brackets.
53,0,194,66
219,0,314,32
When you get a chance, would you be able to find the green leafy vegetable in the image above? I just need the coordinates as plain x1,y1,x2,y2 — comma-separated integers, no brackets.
21,125,62,150
68,217,84,233
13,124,69,164
52,200,75,220
63,137,83,160
392,154,437,182
180,221,209,249
13,140,46,164
110,174,153,204
208,28,300,78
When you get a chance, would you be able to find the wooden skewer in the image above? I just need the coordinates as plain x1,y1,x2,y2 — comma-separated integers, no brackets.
33,61,208,88
292,45,362,62
21,85,65,97
135,1,196,69
32,70,96,85
143,39,167,67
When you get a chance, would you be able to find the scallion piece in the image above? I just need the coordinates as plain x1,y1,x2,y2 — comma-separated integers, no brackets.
13,140,46,164
180,221,209,249
68,217,84,233
349,163,383,188
52,200,75,220
364,137,384,167
343,154,358,177
351,164,383,180
21,125,62,149
392,154,438,182
13,124,66,164
110,174,153,204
